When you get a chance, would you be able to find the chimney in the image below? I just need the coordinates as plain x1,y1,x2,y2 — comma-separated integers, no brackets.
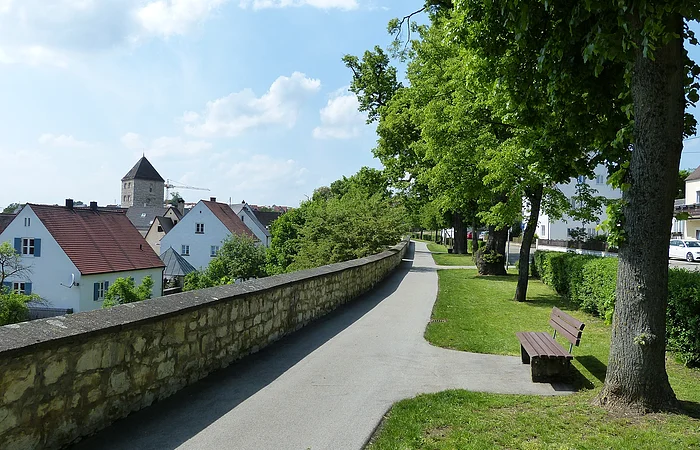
65,199,74,210
90,201,98,211
210,197,216,202
177,198,185,215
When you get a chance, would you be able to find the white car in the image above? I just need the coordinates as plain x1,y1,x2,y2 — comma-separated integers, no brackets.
669,239,700,262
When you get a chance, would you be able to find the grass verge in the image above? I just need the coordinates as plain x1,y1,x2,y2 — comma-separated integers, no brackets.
424,242,475,266
368,269,700,449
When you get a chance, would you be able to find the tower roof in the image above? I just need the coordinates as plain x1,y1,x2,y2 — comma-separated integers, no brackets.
122,156,164,182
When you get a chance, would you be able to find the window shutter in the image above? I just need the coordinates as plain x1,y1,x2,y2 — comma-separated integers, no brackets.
104,281,109,292
94,283,99,301
25,283,32,295
34,238,41,257
14,238,21,253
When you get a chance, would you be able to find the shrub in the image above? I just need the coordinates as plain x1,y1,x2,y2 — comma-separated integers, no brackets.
0,291,32,325
467,240,485,254
532,250,700,366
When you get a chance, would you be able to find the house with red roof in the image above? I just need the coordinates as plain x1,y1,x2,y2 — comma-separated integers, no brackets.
0,200,165,313
160,197,255,270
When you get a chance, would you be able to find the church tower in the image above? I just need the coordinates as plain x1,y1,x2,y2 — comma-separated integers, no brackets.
121,156,165,208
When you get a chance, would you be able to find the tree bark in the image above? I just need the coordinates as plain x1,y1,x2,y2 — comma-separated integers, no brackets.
471,217,479,255
476,226,507,275
514,184,543,302
595,15,682,413
453,212,467,254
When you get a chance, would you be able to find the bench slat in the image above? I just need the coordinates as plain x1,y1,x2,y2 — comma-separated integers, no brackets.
516,331,540,356
532,332,568,358
550,308,585,347
553,307,585,330
549,318,581,346
516,331,572,360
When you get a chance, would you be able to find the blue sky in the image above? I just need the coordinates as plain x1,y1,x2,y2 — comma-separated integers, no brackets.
0,2,699,210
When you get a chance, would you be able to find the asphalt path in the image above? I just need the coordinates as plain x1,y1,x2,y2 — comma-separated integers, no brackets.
73,241,571,450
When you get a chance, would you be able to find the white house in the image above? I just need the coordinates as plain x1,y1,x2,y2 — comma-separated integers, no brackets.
673,165,700,239
0,200,165,313
231,203,271,247
144,205,184,253
535,165,621,241
160,198,254,270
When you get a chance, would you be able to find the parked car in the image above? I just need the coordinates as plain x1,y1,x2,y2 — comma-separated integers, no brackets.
479,231,488,240
669,239,700,262
467,231,473,239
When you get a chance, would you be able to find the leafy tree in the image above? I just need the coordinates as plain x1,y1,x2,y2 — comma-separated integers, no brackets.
183,270,215,291
208,234,267,281
0,241,32,286
449,0,700,413
168,191,184,207
0,290,35,326
102,276,154,308
266,207,305,275
2,203,21,214
677,168,693,199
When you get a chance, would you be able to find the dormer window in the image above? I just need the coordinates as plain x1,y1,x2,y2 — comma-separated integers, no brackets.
196,223,205,234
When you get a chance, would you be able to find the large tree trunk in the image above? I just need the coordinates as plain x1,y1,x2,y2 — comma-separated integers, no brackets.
595,15,683,413
471,217,479,255
514,184,543,302
453,212,467,254
476,226,507,275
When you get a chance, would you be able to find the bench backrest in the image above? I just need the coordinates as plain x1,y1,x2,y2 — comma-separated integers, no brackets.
549,307,585,348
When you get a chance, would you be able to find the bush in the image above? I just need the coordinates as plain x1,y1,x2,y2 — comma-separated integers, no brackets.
467,240,485,254
532,250,700,366
0,291,31,325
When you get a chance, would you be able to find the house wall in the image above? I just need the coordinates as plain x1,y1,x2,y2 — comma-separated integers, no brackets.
160,201,232,270
130,179,164,209
535,166,621,241
238,208,269,247
685,179,700,206
0,240,408,450
144,220,166,254
78,268,164,313
684,219,700,240
0,206,81,311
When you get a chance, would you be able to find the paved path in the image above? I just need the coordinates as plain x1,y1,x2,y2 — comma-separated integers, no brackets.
73,241,571,450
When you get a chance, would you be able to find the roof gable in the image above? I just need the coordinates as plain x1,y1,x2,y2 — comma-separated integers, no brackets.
29,204,164,275
201,200,254,238
122,156,164,182
686,165,700,182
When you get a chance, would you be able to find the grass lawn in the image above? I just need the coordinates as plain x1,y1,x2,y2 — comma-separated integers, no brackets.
424,242,475,266
369,270,700,449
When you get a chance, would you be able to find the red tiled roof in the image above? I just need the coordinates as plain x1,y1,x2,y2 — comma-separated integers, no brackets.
201,200,255,238
0,213,15,234
29,204,165,275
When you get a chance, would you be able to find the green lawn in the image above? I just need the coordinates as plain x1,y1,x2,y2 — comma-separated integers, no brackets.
424,242,475,266
368,270,700,449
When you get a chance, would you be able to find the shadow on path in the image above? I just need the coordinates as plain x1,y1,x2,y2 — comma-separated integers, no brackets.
71,245,416,450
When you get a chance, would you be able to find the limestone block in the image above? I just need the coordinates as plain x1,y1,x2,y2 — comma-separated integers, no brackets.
157,361,175,380
215,326,228,338
76,347,103,373
43,358,67,385
102,341,126,368
87,388,102,403
75,373,101,391
3,363,36,403
108,370,130,395
0,406,18,435
132,336,147,354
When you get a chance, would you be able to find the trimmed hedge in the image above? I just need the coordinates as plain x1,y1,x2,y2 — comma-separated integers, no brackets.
532,250,700,366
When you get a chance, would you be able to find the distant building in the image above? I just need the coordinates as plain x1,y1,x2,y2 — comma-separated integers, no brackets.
121,156,165,209
144,205,185,253
535,165,621,241
231,202,271,247
673,165,700,239
0,200,164,313
160,198,255,270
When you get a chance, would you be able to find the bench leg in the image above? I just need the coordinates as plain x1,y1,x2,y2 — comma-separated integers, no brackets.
520,345,530,364
530,357,571,383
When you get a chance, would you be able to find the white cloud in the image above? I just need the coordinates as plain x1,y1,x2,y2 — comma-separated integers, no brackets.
224,154,307,192
239,0,357,9
120,132,212,158
183,72,321,137
38,133,93,148
312,90,364,139
136,0,229,37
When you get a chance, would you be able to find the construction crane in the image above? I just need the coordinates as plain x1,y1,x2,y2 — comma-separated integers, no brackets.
164,179,210,202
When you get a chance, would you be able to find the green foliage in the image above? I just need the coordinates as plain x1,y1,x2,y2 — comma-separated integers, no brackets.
598,199,626,247
533,251,700,366
168,191,184,207
667,268,700,366
2,203,21,214
210,234,267,281
467,239,485,254
102,276,154,308
0,289,34,325
266,207,305,275
0,241,32,287
183,270,216,292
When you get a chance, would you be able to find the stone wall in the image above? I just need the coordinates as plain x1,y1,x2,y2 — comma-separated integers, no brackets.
0,240,408,449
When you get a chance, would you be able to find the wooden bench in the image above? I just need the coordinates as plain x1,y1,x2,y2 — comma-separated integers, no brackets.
516,307,585,382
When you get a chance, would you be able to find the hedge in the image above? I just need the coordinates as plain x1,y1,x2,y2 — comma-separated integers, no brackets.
532,250,700,367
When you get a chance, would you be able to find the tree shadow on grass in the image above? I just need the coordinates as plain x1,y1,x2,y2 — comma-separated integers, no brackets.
677,400,700,419
576,355,607,384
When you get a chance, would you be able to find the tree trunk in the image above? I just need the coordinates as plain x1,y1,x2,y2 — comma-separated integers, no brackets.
514,184,543,302
453,212,467,254
420,230,423,240
471,217,479,255
476,226,507,275
595,15,682,413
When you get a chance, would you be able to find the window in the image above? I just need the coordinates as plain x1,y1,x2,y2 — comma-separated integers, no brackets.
181,245,190,256
596,175,605,184
577,175,586,184
22,238,35,255
24,217,30,227
123,182,127,189
157,225,163,232
195,223,205,234
696,191,700,204
149,183,153,193
13,282,26,294
141,213,147,218
123,195,127,202
210,245,220,257
540,225,545,235
93,281,109,301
